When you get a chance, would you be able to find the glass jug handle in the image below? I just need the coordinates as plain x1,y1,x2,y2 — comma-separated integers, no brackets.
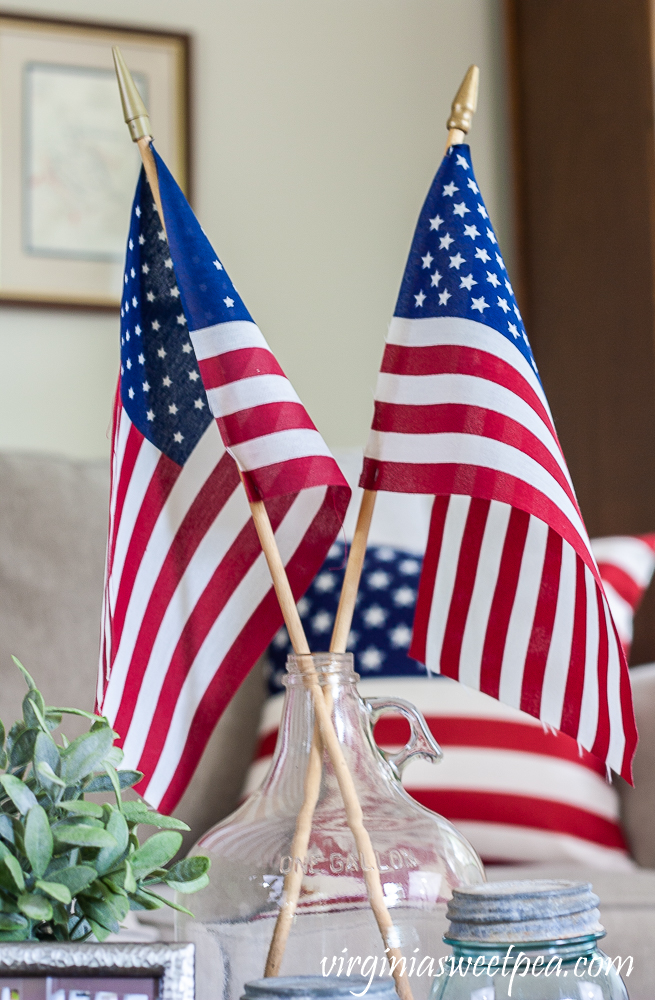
364,696,443,778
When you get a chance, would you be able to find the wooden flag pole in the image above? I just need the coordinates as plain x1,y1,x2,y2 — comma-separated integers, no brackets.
270,59,480,982
113,47,412,1000
266,63,479,989
329,63,479,657
264,493,376,977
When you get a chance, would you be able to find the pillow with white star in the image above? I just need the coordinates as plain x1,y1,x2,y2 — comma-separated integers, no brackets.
243,534,655,869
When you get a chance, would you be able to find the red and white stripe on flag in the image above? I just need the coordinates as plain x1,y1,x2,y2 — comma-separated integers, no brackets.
190,320,342,504
361,315,638,781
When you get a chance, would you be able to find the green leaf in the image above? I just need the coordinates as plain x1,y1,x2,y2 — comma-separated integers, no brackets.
12,656,36,691
34,731,61,782
88,918,111,941
60,727,115,785
0,815,15,845
48,706,106,723
36,762,65,788
142,867,168,881
102,871,126,896
0,851,26,892
77,896,119,933
105,890,129,923
128,888,165,911
166,873,210,894
59,800,103,818
47,865,96,895
0,928,30,941
165,856,210,882
44,712,62,733
0,913,27,931
130,830,183,880
51,901,70,928
95,810,128,875
0,719,5,749
85,770,143,793
123,859,136,894
104,746,124,768
10,818,25,856
5,719,25,753
0,775,37,814
35,879,72,904
24,804,53,878
121,801,189,830
102,762,123,810
53,824,117,849
18,892,53,922
22,690,47,733
60,815,104,829
81,879,105,900
139,888,194,916
102,858,137,895
8,728,37,770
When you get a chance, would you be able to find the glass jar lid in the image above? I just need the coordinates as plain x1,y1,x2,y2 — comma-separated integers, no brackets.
242,978,397,1000
444,879,604,944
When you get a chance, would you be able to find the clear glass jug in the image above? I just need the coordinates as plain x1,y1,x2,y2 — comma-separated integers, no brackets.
179,653,485,1000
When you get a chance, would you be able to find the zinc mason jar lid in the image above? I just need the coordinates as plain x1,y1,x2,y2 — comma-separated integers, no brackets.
241,979,398,1000
444,879,604,944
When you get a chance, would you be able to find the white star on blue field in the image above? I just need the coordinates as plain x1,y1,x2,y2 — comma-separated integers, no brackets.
120,172,213,465
395,145,538,377
267,542,432,693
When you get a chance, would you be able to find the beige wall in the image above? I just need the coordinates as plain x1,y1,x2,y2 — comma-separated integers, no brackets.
0,0,511,459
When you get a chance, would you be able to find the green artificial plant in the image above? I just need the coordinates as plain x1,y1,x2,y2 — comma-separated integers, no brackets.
0,657,210,942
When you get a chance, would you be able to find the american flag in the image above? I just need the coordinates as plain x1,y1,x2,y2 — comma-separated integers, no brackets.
251,534,644,865
98,151,350,812
359,144,637,781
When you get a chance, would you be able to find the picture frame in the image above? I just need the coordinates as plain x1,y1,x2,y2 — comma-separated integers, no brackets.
0,942,194,1000
0,13,190,310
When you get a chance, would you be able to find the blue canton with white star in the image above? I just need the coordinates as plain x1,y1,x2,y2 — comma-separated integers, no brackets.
153,149,253,332
267,542,431,694
396,145,538,376
120,168,212,465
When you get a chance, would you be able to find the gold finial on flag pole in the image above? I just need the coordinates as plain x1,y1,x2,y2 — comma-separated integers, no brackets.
112,46,152,141
445,64,479,151
113,46,165,233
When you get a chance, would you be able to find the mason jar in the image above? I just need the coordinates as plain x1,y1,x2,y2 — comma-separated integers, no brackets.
431,880,629,1000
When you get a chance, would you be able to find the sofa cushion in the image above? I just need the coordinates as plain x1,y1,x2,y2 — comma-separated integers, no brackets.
0,450,264,848
0,451,109,729
617,662,655,867
590,533,655,656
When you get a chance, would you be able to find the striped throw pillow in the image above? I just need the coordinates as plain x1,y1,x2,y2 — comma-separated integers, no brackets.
590,533,655,656
246,535,655,869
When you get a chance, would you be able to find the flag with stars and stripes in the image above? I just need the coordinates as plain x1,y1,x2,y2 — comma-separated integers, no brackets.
360,144,637,781
98,150,350,812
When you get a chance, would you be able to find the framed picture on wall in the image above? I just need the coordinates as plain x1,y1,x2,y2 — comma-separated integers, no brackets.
0,942,194,1000
0,14,190,310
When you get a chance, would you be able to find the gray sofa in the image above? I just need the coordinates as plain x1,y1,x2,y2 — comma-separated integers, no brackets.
0,451,653,996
